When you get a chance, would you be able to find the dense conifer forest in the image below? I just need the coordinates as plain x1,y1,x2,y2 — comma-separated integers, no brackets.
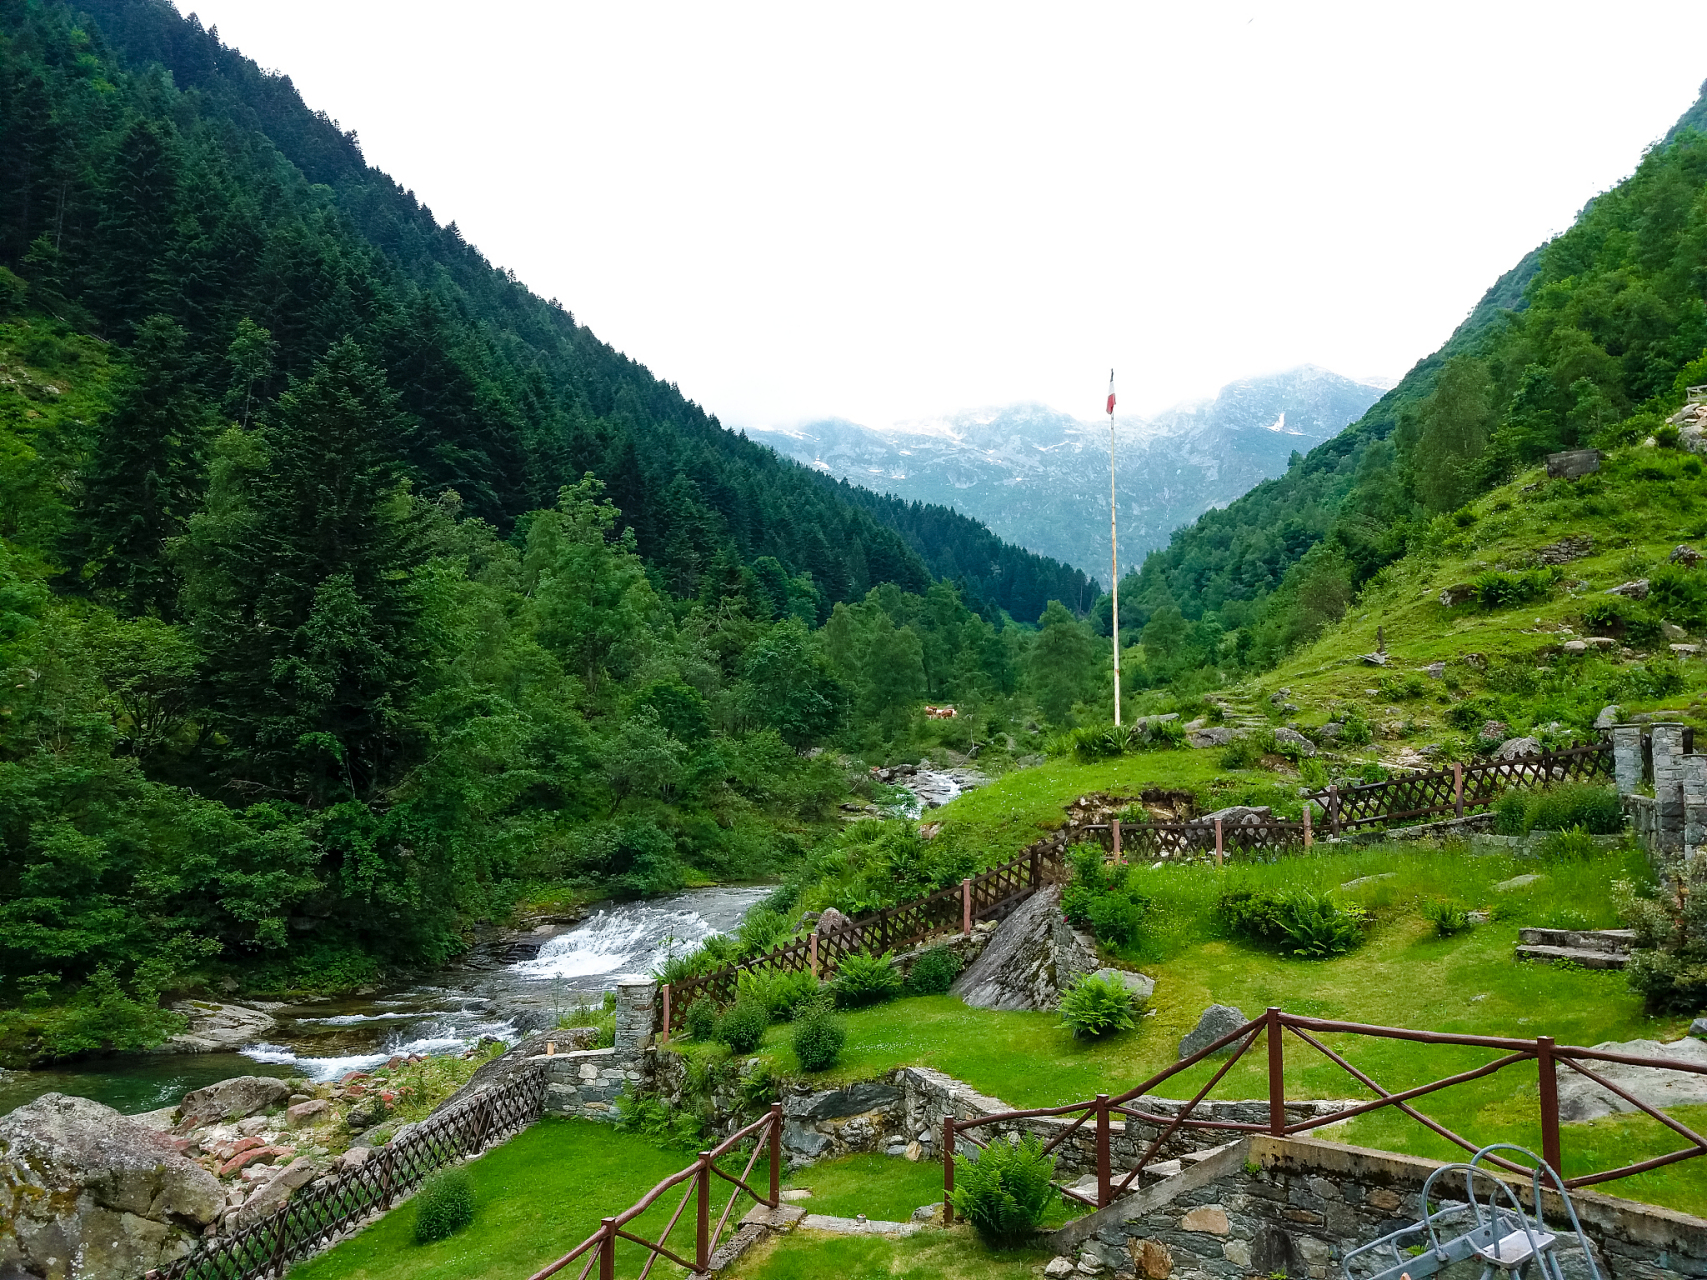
0,0,1106,1050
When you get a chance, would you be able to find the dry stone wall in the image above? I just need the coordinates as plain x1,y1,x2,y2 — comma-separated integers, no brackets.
1046,1135,1706,1280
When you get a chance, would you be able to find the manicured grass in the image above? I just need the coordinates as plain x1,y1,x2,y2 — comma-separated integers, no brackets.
726,1228,1052,1280
681,843,1707,1215
782,1153,945,1222
291,1119,719,1280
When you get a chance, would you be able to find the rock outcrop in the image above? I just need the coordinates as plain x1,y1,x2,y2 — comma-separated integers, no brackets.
948,886,1144,1012
1,1093,224,1280
1556,1037,1707,1121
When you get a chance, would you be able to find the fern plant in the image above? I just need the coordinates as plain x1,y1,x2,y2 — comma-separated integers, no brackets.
948,1135,1058,1245
1058,972,1138,1039
832,951,901,1008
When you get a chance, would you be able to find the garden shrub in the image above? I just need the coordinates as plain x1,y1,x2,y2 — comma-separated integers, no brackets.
1496,785,1624,836
1061,846,1152,948
1214,889,1365,958
905,946,962,996
832,951,902,1008
1058,972,1138,1038
949,1135,1058,1246
716,997,769,1053
616,1088,707,1147
1493,790,1528,836
1219,729,1275,770
1619,862,1707,1013
413,1167,476,1244
1528,785,1623,835
791,1000,846,1071
1578,598,1630,635
1445,698,1499,731
1338,710,1374,747
682,996,718,1041
1423,899,1473,937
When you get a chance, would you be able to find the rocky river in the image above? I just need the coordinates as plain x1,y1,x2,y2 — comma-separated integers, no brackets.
0,763,987,1119
0,885,769,1118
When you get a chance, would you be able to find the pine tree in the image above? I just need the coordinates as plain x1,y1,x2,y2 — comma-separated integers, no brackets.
69,315,211,618
187,339,422,801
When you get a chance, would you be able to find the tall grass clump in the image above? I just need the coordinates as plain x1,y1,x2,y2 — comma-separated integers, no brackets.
412,1167,476,1244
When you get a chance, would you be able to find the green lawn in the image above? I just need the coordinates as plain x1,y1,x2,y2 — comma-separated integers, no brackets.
292,1119,718,1280
682,842,1707,1216
725,1229,1052,1280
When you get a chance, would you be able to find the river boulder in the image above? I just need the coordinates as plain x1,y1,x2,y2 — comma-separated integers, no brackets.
174,1075,291,1132
0,1093,223,1280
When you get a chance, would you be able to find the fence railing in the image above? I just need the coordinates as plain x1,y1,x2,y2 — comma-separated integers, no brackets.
146,1063,551,1280
944,1007,1707,1221
662,843,1069,1031
1084,742,1613,864
524,1104,783,1280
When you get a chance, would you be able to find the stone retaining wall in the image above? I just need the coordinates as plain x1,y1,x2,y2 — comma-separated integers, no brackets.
1047,1134,1707,1280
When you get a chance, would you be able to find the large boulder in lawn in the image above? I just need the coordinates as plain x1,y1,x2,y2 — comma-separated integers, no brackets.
0,1093,223,1280
1178,1005,1250,1060
951,886,1081,1011
174,1075,291,1132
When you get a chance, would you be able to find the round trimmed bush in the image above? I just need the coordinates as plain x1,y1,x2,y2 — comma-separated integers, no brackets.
413,1167,475,1244
716,997,769,1054
904,946,962,996
791,1004,846,1072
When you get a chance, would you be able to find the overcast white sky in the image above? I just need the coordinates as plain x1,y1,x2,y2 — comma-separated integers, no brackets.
179,1,1707,429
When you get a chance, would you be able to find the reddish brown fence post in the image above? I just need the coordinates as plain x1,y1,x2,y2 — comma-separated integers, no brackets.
961,878,972,935
696,1150,712,1272
598,1218,615,1280
1454,763,1465,819
659,984,671,1046
809,932,818,980
1029,847,1041,891
1096,1094,1112,1207
1214,818,1224,867
942,1117,956,1225
1302,805,1312,849
1112,818,1122,863
1537,1035,1563,1175
769,1103,783,1205
1267,1008,1286,1136
1329,786,1341,837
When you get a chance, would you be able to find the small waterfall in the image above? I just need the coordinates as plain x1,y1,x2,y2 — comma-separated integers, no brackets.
509,904,725,982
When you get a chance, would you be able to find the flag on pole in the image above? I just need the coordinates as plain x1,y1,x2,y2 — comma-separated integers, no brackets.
1106,369,1116,416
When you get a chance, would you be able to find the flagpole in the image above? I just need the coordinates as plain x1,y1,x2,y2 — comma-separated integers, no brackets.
1108,369,1120,728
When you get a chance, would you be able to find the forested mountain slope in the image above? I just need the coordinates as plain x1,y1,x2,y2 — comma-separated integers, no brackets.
1116,78,1707,692
0,0,1089,623
0,0,1113,1055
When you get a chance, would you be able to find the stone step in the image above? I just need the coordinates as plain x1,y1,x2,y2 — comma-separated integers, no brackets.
1515,944,1629,970
1518,927,1635,955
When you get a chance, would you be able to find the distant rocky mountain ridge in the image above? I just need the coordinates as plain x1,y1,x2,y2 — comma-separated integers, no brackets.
750,366,1388,580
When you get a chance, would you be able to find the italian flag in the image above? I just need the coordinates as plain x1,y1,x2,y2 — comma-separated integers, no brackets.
1107,370,1116,416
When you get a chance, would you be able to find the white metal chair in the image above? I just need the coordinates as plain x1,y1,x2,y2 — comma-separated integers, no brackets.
1340,1144,1600,1280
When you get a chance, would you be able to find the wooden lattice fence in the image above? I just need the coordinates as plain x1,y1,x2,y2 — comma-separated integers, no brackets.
145,1064,550,1280
664,843,1067,1031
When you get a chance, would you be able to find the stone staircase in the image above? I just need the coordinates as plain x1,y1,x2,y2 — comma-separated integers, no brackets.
1061,1141,1239,1202
1515,927,1636,970
1205,693,1269,731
